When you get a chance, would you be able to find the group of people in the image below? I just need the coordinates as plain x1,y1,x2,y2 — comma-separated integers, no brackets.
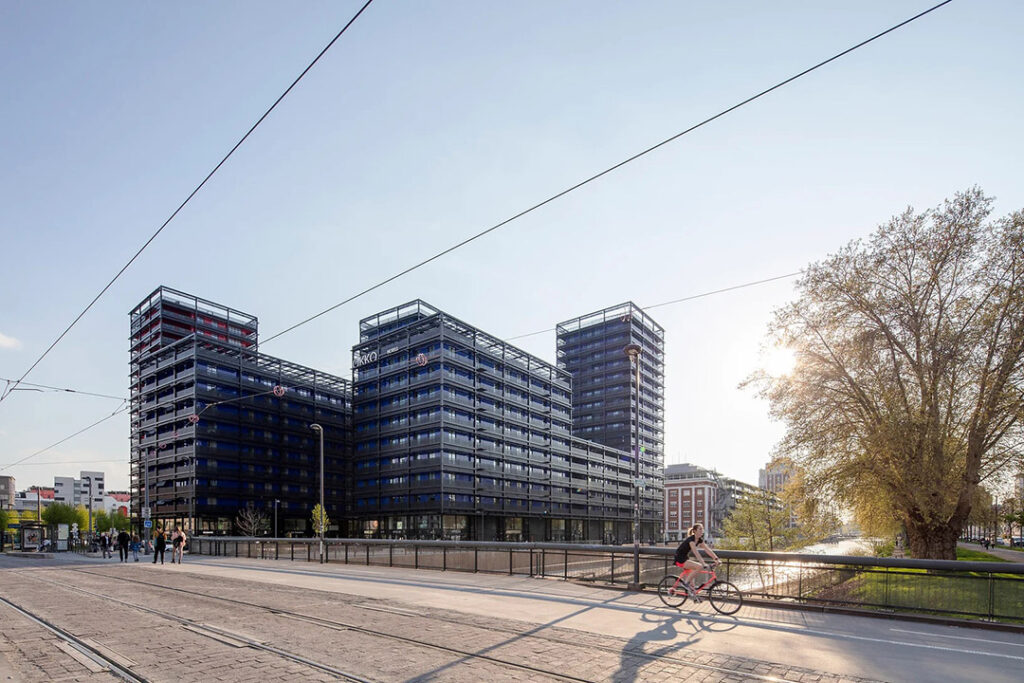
150,527,188,565
95,526,187,564
97,529,141,562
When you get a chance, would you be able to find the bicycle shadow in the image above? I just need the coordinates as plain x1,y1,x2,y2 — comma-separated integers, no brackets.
608,601,741,682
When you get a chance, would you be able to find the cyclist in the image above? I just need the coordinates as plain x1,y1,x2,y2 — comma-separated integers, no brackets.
673,523,720,592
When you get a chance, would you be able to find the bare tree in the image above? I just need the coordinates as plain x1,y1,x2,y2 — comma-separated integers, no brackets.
749,189,1024,559
235,503,269,537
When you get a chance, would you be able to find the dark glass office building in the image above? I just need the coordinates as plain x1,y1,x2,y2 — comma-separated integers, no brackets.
557,302,665,536
129,287,351,535
350,301,661,542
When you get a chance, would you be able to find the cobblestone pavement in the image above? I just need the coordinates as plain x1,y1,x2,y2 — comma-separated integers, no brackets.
0,597,120,683
0,564,885,683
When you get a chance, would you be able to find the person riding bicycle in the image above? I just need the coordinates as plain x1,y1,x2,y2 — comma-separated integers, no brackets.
673,523,720,592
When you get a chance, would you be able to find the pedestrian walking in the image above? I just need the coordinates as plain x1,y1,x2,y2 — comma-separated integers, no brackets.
130,534,141,562
171,527,187,564
152,528,166,565
117,529,131,562
100,532,112,559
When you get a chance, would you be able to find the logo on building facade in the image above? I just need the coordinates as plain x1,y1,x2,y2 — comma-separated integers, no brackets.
353,350,378,368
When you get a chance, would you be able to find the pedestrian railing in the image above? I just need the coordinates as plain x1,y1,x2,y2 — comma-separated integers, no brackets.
189,537,1024,624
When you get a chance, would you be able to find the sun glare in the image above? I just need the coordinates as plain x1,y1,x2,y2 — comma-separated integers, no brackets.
762,345,796,377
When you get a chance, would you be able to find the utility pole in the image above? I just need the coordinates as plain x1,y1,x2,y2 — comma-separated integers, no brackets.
83,476,93,537
310,424,325,563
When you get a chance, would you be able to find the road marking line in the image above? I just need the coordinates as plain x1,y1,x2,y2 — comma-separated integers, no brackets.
889,628,1024,647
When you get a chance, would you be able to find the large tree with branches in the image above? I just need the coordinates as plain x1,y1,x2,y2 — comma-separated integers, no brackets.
750,189,1024,559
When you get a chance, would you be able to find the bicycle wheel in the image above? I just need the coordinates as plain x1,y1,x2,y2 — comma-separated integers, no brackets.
707,580,742,615
658,575,688,608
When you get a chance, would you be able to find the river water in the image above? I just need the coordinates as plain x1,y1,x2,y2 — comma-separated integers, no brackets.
796,537,876,556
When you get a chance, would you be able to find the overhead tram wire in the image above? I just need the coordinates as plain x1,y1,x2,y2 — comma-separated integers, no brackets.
6,377,340,472
0,404,132,474
0,0,376,406
0,459,127,468
505,271,804,342
5,272,800,469
3,1,955,469
257,0,954,348
0,377,127,402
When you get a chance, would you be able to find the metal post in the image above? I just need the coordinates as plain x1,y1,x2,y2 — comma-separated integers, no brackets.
310,424,325,563
623,343,642,590
274,499,279,539
83,476,93,538
143,448,151,549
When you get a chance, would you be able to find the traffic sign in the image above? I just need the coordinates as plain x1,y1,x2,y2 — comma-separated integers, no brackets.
143,520,153,529
142,507,151,519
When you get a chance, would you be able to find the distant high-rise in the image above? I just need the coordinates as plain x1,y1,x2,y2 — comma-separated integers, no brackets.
556,302,665,472
759,460,793,494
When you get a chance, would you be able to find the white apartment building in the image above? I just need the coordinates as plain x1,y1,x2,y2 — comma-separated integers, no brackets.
53,471,106,509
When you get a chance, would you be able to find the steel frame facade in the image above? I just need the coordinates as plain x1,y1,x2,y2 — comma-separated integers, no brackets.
350,300,662,542
557,302,666,538
129,287,351,536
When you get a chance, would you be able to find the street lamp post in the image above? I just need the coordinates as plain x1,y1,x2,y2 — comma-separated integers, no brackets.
274,498,280,539
309,424,325,563
82,476,93,538
623,343,642,590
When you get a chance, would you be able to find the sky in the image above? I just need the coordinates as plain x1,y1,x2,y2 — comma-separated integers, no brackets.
1,0,1022,493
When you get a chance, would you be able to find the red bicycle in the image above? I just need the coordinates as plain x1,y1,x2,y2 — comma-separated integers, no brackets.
658,561,743,615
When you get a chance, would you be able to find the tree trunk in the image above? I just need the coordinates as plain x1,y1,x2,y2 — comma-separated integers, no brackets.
906,521,959,560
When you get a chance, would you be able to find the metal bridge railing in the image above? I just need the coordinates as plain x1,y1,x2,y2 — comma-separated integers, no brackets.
189,537,1024,623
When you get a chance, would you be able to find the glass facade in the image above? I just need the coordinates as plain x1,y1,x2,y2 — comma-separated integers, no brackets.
557,302,665,538
129,287,351,536
351,300,661,542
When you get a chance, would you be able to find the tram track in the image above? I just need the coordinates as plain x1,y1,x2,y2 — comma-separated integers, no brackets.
61,566,813,683
0,592,147,683
21,569,591,683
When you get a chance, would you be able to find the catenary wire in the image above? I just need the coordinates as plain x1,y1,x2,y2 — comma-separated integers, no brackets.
0,0,376,406
0,405,132,473
2,268,802,470
258,0,954,348
0,377,127,402
1,0,956,475
506,271,803,341
0,459,125,468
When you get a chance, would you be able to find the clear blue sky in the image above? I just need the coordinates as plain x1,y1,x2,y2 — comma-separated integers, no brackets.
1,1,1022,492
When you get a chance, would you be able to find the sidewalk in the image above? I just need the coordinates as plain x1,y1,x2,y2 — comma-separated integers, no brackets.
960,542,1024,563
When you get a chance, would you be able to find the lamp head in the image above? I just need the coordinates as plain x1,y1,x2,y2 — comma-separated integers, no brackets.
623,343,641,361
